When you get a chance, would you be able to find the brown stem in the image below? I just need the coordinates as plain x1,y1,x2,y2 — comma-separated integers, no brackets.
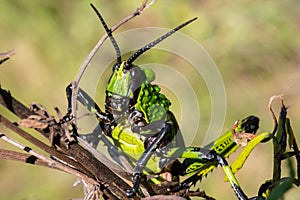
0,149,51,168
0,114,94,179
0,132,96,185
0,87,136,199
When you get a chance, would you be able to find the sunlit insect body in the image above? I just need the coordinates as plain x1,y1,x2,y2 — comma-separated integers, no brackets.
64,4,262,199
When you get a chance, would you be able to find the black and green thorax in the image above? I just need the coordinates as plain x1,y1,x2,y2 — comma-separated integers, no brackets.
105,61,171,130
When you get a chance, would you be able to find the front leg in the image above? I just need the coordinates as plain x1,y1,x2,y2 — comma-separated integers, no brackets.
64,84,114,146
65,83,112,123
126,123,172,197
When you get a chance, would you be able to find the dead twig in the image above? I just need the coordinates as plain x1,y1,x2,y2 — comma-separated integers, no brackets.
0,132,97,185
0,149,50,167
0,87,136,199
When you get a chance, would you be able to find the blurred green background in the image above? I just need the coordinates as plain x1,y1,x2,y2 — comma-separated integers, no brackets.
1,0,299,199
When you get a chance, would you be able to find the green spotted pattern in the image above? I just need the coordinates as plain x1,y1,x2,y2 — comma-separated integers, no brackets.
135,83,171,123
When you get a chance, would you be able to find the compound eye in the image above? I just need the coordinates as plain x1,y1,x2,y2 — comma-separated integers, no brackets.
130,67,142,78
131,67,147,82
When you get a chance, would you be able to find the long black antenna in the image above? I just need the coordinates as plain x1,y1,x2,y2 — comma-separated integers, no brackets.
90,4,122,64
126,17,197,67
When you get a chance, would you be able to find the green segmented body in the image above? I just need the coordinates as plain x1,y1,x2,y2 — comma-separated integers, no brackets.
135,83,171,123
111,123,162,172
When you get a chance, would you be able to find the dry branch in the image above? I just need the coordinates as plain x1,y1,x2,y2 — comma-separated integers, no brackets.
0,87,137,200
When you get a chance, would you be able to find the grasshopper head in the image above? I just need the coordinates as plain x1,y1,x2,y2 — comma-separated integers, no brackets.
106,61,155,97
91,4,196,98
